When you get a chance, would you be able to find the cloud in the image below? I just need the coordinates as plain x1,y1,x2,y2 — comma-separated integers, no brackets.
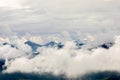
0,0,119,38
0,0,120,79
0,0,24,9
0,35,120,78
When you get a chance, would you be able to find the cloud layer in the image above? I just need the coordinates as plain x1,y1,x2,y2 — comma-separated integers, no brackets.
0,0,120,35
0,35,119,78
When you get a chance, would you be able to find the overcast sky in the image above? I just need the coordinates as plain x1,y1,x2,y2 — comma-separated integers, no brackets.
0,0,120,35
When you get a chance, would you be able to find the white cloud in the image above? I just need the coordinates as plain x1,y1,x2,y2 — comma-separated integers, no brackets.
0,0,25,9
0,1,120,79
2,36,120,78
0,0,119,38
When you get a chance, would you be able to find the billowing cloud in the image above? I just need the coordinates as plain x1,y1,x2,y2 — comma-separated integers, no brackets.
0,35,119,78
